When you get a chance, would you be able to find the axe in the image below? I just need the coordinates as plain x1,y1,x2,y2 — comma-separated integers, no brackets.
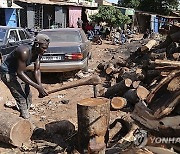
45,75,101,97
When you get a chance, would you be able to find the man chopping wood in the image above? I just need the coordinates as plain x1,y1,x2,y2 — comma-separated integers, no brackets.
0,34,50,119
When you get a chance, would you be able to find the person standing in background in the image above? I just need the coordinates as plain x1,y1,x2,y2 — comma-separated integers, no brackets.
77,17,83,28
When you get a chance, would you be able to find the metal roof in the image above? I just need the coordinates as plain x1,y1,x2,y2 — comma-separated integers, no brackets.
14,0,83,6
0,2,22,8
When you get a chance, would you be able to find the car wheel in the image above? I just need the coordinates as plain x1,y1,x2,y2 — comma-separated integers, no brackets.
82,59,88,73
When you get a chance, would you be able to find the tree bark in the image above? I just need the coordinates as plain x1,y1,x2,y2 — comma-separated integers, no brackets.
140,39,157,52
123,89,139,105
0,112,32,147
146,71,180,104
77,98,110,154
151,59,180,67
149,52,167,60
105,79,132,98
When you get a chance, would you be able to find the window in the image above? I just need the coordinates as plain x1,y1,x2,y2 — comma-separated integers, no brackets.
24,30,31,39
41,31,82,42
19,30,26,40
9,30,19,41
0,28,7,43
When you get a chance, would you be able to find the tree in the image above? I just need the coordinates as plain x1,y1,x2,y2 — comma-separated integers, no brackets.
118,0,179,15
90,6,131,29
118,0,140,8
139,0,179,15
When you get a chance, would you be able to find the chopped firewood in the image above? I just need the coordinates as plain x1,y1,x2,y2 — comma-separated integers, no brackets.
167,76,180,92
140,39,157,52
172,53,180,60
123,68,145,82
132,81,141,89
106,63,115,75
111,57,127,67
97,62,108,71
146,71,180,104
150,52,167,60
137,86,150,100
152,59,180,67
123,89,139,104
110,78,117,87
108,119,122,143
111,97,127,110
136,68,142,74
105,78,132,98
0,112,33,147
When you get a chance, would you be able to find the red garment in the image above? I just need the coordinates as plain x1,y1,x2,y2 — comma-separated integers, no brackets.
85,24,93,31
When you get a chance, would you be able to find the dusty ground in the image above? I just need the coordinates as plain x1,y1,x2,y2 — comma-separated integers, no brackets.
0,41,132,153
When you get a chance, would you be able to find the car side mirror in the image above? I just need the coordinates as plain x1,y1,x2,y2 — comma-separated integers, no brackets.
7,38,15,45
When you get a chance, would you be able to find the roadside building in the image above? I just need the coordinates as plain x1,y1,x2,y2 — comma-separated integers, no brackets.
14,0,97,29
135,10,180,33
0,0,22,27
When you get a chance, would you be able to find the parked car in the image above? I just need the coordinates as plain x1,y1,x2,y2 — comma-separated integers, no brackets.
27,28,92,72
0,26,33,61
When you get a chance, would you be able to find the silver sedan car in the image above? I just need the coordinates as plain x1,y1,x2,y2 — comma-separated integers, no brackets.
27,28,92,72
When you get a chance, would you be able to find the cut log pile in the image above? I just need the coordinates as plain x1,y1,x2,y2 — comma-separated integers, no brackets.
96,31,180,138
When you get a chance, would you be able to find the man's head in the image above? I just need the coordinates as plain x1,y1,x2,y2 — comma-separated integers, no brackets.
34,34,50,55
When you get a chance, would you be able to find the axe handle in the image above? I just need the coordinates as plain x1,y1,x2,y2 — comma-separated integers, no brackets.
48,75,101,94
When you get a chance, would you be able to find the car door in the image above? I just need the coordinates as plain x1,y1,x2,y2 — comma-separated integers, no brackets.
4,29,20,55
18,29,33,46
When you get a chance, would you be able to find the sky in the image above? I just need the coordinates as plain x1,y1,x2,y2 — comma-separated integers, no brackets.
107,0,118,4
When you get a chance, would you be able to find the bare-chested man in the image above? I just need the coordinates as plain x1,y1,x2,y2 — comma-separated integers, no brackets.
0,34,50,119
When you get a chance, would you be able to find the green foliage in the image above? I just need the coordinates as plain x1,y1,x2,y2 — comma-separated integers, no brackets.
118,0,140,8
90,6,131,28
138,0,179,15
118,0,179,15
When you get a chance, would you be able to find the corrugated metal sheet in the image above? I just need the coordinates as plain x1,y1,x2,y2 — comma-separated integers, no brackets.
0,2,22,8
136,10,180,19
14,0,82,6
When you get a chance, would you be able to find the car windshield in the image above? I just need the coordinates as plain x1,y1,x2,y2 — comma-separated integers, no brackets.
0,28,7,44
41,30,81,43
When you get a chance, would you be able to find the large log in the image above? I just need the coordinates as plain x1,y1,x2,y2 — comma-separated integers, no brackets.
146,71,180,104
132,102,180,137
151,59,180,67
140,40,157,52
0,111,32,147
167,76,180,92
123,89,139,105
104,79,132,98
77,98,110,153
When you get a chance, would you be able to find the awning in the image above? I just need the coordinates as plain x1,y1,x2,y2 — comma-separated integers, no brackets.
0,3,22,9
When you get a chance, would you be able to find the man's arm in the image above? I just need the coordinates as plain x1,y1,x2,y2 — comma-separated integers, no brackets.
34,55,42,86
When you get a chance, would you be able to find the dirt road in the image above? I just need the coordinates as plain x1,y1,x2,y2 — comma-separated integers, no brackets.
0,41,124,153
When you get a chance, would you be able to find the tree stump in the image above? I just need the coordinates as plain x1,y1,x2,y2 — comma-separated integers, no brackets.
0,111,33,147
77,98,110,154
